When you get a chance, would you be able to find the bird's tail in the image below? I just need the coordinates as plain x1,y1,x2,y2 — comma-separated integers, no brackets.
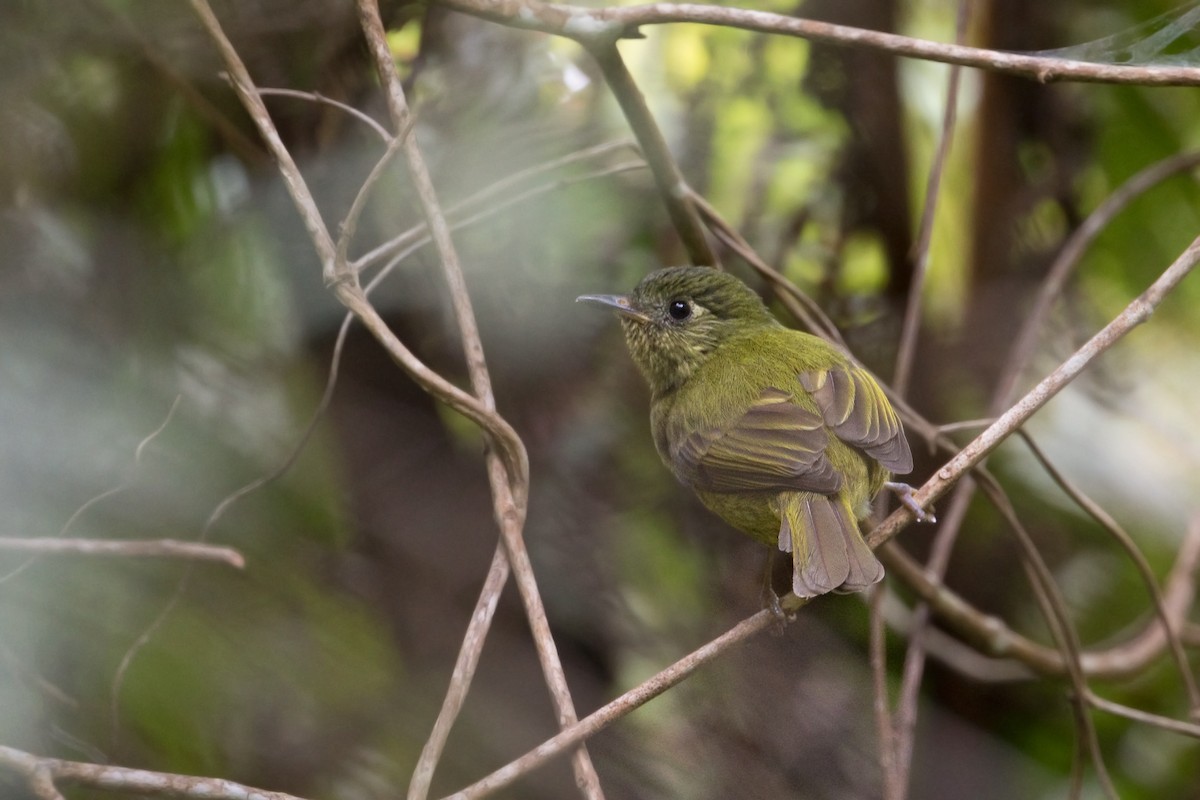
776,492,884,597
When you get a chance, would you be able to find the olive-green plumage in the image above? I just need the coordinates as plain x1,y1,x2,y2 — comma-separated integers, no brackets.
579,266,913,598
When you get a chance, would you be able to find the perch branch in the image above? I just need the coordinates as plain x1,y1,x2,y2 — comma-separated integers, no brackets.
867,233,1200,548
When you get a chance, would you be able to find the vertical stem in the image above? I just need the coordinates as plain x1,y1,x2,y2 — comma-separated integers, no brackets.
887,6,971,795
892,4,968,395
354,3,603,797
587,42,717,267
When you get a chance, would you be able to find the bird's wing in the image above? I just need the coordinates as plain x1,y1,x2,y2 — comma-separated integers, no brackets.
798,365,913,474
670,388,842,494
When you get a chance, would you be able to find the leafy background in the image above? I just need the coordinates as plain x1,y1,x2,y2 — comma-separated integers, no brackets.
1,0,1199,798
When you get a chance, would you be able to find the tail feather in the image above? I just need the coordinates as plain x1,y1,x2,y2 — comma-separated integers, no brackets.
779,492,884,597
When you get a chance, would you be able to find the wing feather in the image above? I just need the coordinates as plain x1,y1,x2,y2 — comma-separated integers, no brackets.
799,366,913,474
671,389,841,494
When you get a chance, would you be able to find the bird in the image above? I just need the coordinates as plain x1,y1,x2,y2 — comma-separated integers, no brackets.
578,266,923,599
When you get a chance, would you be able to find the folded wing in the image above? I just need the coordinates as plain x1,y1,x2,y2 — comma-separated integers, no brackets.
670,388,841,495
799,365,913,474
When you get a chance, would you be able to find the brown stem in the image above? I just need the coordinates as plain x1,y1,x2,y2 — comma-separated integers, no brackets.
353,3,600,797
0,538,244,568
586,43,716,266
867,234,1200,549
439,0,1200,86
0,745,307,800
441,606,787,799
877,515,1200,680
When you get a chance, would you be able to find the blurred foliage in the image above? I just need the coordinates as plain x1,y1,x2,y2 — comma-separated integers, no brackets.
2,0,1200,799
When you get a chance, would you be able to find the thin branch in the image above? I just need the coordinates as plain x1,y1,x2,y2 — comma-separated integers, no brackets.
876,513,1200,680
893,2,968,396
353,3,600,798
335,130,409,271
0,395,182,585
444,501,1200,796
188,0,528,492
155,14,531,784
189,0,339,282
256,87,392,142
879,590,1034,682
867,234,1200,549
687,188,843,344
109,289,353,744
585,43,716,266
0,538,244,568
439,0,1200,86
887,6,969,791
84,0,264,164
353,139,641,273
0,745,309,800
869,585,902,800
1015,429,1200,711
441,605,792,800
410,546,510,799
900,154,1200,717
995,149,1200,406
976,476,1118,800
355,160,645,284
1085,691,1200,740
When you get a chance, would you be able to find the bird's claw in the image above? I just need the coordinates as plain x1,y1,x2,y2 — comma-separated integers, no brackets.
884,481,936,523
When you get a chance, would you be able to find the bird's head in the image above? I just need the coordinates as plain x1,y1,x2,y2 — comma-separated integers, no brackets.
578,266,777,394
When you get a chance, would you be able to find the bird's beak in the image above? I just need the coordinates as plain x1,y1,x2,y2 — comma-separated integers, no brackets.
575,293,650,323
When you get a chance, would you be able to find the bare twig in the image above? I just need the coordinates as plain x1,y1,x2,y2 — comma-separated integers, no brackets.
1085,691,1200,739
335,130,409,271
879,590,1033,682
439,0,1200,86
0,537,243,568
687,189,843,344
894,153,1200,726
441,605,791,799
189,0,339,282
257,87,392,142
887,6,970,792
893,3,968,396
109,278,353,743
1016,430,1200,711
353,139,641,273
0,745,309,800
868,585,902,800
976,477,1118,800
410,546,510,799
995,149,1200,406
168,17,539,797
876,514,1200,679
868,234,1200,549
352,2,600,797
0,395,181,585
585,43,715,266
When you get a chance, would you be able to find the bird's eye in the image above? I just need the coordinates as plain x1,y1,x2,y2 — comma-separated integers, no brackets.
667,299,691,321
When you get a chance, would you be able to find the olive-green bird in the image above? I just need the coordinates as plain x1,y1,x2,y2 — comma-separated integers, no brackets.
579,266,917,598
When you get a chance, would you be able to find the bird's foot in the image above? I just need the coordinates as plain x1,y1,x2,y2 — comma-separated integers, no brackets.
761,588,790,635
758,549,790,634
884,481,936,523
